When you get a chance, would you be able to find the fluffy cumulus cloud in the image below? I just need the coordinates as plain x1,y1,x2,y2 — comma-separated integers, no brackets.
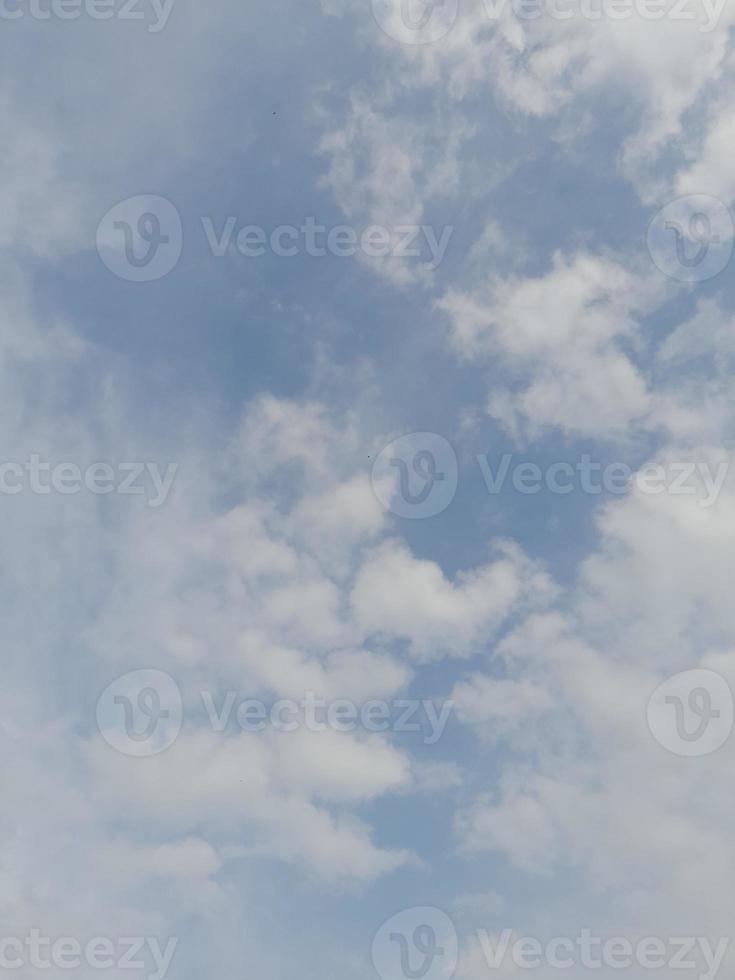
453,457,735,959
0,262,540,972
437,253,663,440
351,539,556,660
345,0,735,199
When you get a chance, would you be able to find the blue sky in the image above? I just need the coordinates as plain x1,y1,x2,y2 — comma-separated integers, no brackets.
3,1,735,980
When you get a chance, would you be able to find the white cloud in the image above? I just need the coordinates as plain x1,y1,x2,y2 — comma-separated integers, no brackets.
351,538,556,660
354,0,735,199
454,451,735,941
84,728,412,879
319,94,469,285
453,674,554,740
674,71,735,202
438,252,662,440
